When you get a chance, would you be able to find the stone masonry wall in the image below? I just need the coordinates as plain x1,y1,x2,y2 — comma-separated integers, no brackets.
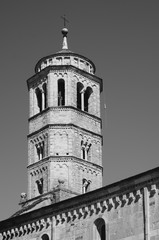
28,123,102,198
27,156,102,199
2,182,159,240
49,159,102,194
28,126,102,167
28,108,101,135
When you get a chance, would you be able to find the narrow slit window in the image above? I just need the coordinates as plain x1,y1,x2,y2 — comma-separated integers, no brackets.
36,178,43,195
82,148,85,159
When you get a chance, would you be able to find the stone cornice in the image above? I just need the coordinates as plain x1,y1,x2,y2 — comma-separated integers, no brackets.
27,156,103,172
1,166,159,232
28,106,102,123
27,65,103,92
27,123,102,139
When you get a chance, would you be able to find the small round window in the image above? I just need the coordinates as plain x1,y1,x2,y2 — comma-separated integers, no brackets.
41,234,49,240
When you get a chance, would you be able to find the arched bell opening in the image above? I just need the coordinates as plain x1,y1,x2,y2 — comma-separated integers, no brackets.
35,87,42,112
77,82,84,110
84,86,93,112
58,79,65,106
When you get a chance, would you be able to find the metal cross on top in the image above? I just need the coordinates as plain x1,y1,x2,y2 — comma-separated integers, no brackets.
61,14,69,27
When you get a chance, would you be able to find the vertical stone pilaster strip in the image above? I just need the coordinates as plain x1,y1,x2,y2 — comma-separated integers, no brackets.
29,88,33,117
34,88,39,115
65,73,68,106
48,72,54,107
52,216,56,240
42,90,45,111
28,172,31,199
54,74,58,106
51,216,53,240
106,223,110,240
144,187,150,240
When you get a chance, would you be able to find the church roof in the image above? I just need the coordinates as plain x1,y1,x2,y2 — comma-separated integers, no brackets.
34,51,96,75
34,27,96,74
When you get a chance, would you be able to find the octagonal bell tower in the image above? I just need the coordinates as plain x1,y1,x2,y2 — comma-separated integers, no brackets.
26,27,103,206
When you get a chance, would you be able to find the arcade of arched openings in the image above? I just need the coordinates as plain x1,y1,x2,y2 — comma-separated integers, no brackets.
33,80,94,115
93,218,106,240
77,82,93,113
35,83,47,113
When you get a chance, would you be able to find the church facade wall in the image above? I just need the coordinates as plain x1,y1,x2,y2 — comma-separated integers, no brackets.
1,170,159,240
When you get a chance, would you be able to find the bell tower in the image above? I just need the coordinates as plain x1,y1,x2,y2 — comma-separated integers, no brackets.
26,27,103,205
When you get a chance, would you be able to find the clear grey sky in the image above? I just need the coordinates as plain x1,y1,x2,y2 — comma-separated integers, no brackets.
0,0,159,221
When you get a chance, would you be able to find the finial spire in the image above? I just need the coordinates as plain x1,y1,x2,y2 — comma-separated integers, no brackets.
61,15,69,50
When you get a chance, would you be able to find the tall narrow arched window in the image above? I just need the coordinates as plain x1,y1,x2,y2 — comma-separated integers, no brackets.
84,87,93,112
77,82,84,110
58,79,65,106
42,83,47,109
93,218,106,240
36,88,42,112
